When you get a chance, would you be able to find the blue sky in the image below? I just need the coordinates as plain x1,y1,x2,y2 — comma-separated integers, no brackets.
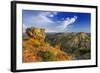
22,10,91,33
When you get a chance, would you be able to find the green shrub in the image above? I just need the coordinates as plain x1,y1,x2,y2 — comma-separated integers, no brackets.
41,51,56,61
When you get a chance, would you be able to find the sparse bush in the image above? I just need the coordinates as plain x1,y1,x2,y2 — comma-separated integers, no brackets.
41,51,56,61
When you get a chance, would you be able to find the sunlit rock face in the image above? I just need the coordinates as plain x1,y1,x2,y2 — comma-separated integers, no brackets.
26,27,45,40
22,27,72,63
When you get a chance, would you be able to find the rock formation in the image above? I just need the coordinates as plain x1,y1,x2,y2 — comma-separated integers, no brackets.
22,27,72,63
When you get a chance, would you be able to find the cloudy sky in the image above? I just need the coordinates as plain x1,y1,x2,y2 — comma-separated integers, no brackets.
22,10,91,33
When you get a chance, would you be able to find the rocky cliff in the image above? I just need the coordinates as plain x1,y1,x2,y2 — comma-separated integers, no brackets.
22,27,72,63
45,32,91,60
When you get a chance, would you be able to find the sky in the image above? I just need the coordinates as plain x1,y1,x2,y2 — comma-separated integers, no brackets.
22,10,91,33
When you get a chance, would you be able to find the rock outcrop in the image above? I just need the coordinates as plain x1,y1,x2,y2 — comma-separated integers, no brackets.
22,27,72,63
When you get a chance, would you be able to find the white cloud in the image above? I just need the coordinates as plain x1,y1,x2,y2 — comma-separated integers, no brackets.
23,12,56,32
56,16,77,30
40,12,57,17
23,24,33,33
23,24,28,33
31,12,56,27
34,14,53,24
23,11,77,33
49,14,54,17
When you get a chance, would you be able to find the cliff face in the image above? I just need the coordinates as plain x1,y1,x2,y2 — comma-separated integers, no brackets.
22,27,72,63
67,32,90,49
45,32,91,60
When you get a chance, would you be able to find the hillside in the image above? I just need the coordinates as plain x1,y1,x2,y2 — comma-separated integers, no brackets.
45,32,91,60
22,27,72,63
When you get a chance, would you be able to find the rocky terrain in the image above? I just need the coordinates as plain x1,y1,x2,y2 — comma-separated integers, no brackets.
22,27,91,63
22,27,72,63
45,32,91,60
